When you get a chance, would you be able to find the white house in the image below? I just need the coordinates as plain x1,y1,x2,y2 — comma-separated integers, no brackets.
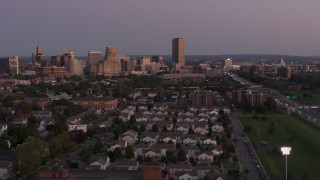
108,141,127,152
196,152,214,165
0,124,8,136
88,156,110,170
212,124,224,133
201,137,217,146
175,171,198,180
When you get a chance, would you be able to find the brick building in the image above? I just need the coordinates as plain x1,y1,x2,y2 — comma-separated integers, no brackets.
189,90,222,107
69,97,118,109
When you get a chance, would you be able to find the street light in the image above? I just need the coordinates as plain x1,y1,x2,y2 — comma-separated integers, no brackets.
281,147,291,180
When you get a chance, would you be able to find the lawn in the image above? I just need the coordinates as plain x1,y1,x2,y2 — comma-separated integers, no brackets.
239,114,320,179
283,89,320,106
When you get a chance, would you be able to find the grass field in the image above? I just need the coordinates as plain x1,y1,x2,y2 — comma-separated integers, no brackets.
283,89,320,106
239,114,320,179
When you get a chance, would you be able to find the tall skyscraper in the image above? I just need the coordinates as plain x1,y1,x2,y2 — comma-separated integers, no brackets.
172,38,185,70
104,45,117,61
32,43,47,65
0,56,19,75
68,59,84,76
88,51,102,65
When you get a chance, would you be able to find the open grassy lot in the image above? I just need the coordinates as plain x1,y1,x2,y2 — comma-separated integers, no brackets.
283,89,320,106
239,114,320,179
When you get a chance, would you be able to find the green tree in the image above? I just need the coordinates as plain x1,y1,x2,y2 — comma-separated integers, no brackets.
139,124,146,132
12,137,49,175
177,150,187,162
125,145,134,159
49,137,63,157
114,147,123,160
166,151,177,163
151,124,159,132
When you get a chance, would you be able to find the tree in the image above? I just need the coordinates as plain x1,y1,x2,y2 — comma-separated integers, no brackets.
49,137,63,157
12,137,49,175
177,150,187,162
79,148,92,162
114,147,123,160
92,139,103,154
151,124,159,132
166,151,177,163
125,145,134,159
139,124,146,132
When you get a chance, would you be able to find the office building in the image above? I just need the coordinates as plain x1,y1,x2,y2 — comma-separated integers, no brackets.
42,66,67,77
88,51,102,65
50,55,62,67
68,59,84,76
32,43,47,65
105,45,117,61
172,38,185,70
0,56,19,75
224,58,233,70
277,66,292,79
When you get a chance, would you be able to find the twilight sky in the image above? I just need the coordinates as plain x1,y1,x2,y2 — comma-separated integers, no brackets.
1,0,320,56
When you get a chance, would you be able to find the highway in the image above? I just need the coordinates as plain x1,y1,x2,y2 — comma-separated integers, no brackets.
227,72,320,128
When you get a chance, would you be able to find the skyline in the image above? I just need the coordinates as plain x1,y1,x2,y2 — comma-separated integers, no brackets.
1,0,320,56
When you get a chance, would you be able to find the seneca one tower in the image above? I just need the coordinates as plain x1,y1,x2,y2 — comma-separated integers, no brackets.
172,38,185,70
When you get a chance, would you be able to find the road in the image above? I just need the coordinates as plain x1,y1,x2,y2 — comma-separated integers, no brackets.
227,72,320,128
230,112,267,180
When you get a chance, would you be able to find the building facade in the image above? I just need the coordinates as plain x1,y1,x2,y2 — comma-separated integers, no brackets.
172,38,185,70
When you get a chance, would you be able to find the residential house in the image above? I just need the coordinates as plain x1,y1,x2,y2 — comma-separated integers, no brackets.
11,118,28,127
196,165,214,179
32,110,52,120
182,134,200,146
88,156,110,170
159,132,182,145
166,164,192,177
212,124,224,133
196,152,214,165
141,132,159,145
119,113,131,122
175,122,189,134
212,145,223,156
175,170,198,180
194,126,208,135
108,140,127,152
132,144,150,158
156,121,173,132
182,146,200,159
120,130,138,145
135,114,148,122
0,124,8,136
201,137,217,147
143,149,162,160
113,161,139,170
152,144,175,156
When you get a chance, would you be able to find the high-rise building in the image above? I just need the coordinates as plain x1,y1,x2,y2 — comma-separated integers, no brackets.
0,56,19,75
172,38,185,70
277,66,291,79
32,43,47,65
104,45,117,61
224,58,233,69
68,59,84,76
51,55,62,67
8,56,19,75
88,51,102,65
